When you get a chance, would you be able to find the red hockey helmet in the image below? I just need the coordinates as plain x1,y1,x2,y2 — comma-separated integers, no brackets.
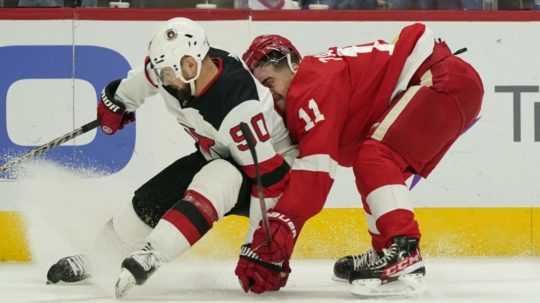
242,34,301,72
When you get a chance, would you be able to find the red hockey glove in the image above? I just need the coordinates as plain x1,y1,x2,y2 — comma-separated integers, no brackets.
235,211,297,294
97,79,135,135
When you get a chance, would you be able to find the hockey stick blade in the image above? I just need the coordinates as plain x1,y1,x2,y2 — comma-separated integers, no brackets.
239,122,272,245
0,119,100,173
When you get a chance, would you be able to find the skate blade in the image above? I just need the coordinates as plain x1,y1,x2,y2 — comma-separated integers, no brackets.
350,273,425,298
46,279,91,286
114,269,136,299
331,275,348,283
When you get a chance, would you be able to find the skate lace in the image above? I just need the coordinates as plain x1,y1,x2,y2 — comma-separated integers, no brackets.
352,243,400,270
132,243,161,271
376,243,399,269
351,249,378,270
66,255,87,276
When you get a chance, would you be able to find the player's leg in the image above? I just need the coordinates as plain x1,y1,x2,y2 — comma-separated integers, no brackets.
337,58,483,296
333,84,439,285
333,139,422,282
374,64,483,179
46,151,208,284
333,86,440,296
135,158,247,261
350,56,484,256
333,86,442,288
115,158,248,298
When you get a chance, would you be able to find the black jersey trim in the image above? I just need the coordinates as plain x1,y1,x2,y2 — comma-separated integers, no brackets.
190,48,260,131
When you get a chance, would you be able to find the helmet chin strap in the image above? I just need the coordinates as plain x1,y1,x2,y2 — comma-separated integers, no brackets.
286,53,298,74
178,59,202,96
189,81,197,96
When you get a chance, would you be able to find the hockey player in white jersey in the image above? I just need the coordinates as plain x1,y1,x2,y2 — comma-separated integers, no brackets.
46,17,297,298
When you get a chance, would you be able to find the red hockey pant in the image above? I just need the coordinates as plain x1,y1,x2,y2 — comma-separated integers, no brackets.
354,55,484,251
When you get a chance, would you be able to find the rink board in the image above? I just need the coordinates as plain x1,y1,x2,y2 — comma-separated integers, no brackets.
2,207,540,261
2,10,540,261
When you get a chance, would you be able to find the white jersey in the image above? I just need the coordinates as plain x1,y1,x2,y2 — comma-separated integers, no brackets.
114,47,297,199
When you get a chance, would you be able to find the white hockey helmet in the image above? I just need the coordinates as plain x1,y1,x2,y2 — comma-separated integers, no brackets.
148,17,210,86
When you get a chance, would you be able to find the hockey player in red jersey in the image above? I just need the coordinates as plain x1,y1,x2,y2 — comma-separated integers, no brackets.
45,17,297,298
239,23,484,296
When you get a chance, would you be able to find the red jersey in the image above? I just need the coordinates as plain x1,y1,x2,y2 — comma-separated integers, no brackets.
274,23,436,228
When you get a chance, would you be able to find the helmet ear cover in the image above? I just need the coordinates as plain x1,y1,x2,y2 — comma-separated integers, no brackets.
148,17,210,86
242,34,300,72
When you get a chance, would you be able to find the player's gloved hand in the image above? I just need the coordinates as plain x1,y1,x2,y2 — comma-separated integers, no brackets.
235,211,297,294
97,79,135,135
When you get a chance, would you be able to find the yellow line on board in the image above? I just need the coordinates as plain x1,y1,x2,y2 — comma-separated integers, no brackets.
0,212,31,261
1,208,538,261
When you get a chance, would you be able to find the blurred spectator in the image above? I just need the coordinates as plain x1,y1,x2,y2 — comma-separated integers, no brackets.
18,0,63,5
301,0,377,9
130,0,234,8
498,0,535,9
235,0,299,9
297,0,487,10
463,0,483,9
385,0,482,9
385,0,434,9
18,0,97,6
10,0,538,10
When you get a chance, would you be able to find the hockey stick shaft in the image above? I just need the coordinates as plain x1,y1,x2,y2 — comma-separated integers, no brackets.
239,122,272,245
0,119,100,173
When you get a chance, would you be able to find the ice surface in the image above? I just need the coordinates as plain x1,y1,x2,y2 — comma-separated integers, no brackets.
1,258,540,303
3,161,540,302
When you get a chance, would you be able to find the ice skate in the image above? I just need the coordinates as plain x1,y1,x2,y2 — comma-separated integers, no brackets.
337,236,426,297
333,248,378,282
114,242,162,298
46,255,90,284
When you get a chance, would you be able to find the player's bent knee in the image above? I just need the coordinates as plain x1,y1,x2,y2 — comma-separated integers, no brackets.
131,194,170,228
354,140,407,194
112,201,153,246
186,159,243,219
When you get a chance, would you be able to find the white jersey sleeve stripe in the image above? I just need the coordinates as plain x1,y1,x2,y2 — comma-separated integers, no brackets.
291,154,338,179
390,26,434,100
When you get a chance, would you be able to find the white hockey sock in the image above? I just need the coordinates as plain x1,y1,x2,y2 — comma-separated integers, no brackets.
145,219,191,262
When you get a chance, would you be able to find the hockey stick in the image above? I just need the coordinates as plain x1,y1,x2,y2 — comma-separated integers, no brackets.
239,122,272,245
0,119,100,173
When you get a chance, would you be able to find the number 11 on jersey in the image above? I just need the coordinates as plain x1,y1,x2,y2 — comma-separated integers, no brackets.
298,98,325,131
